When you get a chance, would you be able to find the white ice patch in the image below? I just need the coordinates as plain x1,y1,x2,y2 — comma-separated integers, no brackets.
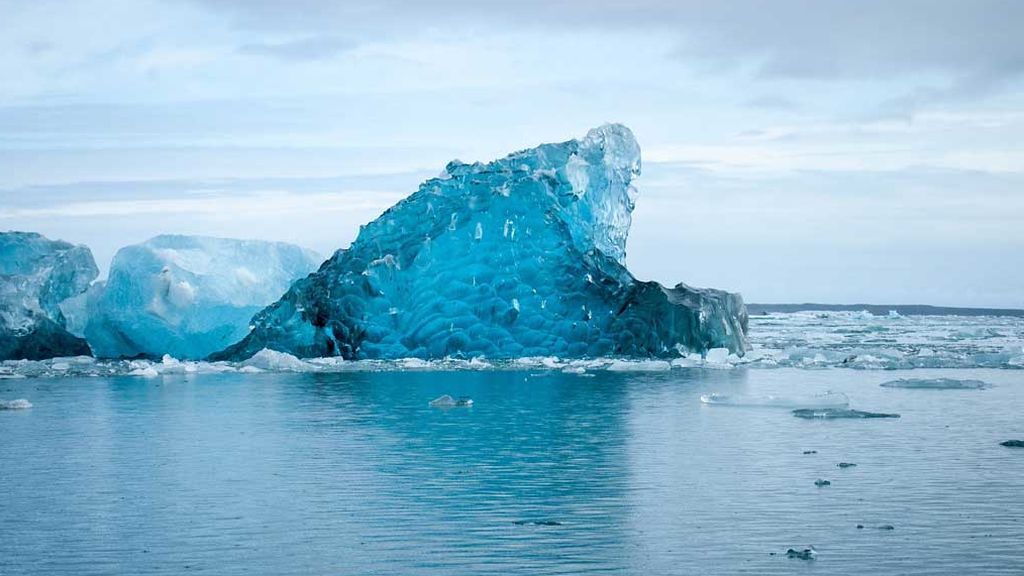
700,391,850,410
606,360,671,372
242,348,319,372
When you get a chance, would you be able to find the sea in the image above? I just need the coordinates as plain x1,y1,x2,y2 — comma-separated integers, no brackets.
1,310,1022,575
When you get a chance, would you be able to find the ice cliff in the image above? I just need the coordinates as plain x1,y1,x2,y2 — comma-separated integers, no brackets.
84,235,321,359
0,232,98,360
217,124,748,361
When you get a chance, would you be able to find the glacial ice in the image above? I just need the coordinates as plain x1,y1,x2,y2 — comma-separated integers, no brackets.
84,235,321,359
0,232,99,360
216,124,750,361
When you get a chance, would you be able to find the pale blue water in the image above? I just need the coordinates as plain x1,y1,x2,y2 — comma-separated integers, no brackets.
2,364,1023,575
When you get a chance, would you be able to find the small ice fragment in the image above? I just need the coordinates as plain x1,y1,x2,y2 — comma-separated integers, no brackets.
128,367,160,378
814,479,831,487
704,348,730,363
429,395,473,408
0,398,32,410
793,408,900,420
880,378,988,390
429,394,455,407
241,348,317,372
606,360,671,372
785,547,817,560
1000,440,1024,448
837,462,857,468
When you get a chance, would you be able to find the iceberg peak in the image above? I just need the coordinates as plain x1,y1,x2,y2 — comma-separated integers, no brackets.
215,125,748,361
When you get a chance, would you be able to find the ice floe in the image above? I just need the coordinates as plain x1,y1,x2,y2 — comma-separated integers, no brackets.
0,398,32,410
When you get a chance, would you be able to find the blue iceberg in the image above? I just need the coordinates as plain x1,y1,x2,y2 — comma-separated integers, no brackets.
0,232,98,360
84,235,321,359
217,125,749,361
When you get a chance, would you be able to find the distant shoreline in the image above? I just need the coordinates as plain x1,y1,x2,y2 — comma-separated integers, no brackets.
747,303,1024,317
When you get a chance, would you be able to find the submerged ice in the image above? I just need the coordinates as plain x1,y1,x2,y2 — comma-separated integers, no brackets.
1,232,98,360
218,124,749,361
879,378,989,390
84,235,321,359
792,408,901,420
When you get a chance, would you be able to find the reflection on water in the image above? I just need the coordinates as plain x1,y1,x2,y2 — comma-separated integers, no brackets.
1,368,1022,575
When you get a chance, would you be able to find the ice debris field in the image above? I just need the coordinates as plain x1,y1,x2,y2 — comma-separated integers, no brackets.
2,310,1023,380
3,125,1024,373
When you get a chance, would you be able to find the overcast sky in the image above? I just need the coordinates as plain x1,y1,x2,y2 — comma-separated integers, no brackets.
2,0,1023,306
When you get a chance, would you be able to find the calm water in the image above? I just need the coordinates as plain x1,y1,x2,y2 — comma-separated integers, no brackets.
2,365,1023,575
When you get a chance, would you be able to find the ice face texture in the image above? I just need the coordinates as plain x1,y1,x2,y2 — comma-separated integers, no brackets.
217,124,749,361
0,232,98,360
84,235,321,359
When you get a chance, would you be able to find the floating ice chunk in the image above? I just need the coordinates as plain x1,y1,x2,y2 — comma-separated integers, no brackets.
0,398,32,410
241,348,318,372
671,354,704,368
792,408,900,419
84,235,321,360
879,378,989,390
704,348,730,363
700,391,849,409
785,547,817,560
429,394,473,408
128,366,160,378
606,360,671,372
0,232,98,360
216,125,749,361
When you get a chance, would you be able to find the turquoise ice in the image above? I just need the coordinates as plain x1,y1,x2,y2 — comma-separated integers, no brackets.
218,125,748,360
84,235,321,359
0,232,98,360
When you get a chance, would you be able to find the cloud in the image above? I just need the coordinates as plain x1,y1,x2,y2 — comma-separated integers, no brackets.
188,0,1024,89
743,95,800,111
238,35,356,61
